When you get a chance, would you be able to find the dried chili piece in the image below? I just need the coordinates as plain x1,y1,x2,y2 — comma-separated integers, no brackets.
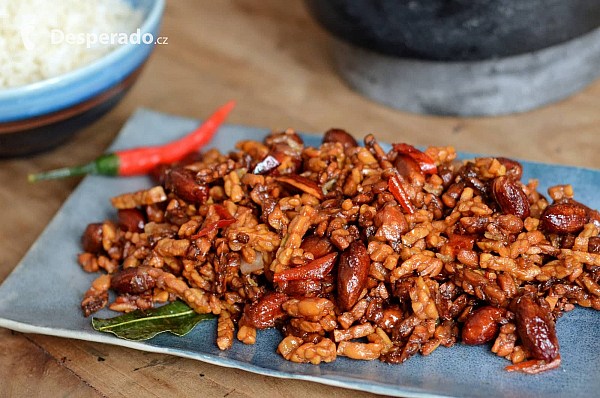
273,253,338,282
388,174,416,214
393,143,437,175
191,204,235,238
505,355,561,374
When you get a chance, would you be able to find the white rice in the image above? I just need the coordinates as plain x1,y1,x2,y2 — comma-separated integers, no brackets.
0,0,143,89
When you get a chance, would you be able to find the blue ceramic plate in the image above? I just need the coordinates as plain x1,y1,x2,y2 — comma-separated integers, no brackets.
1,109,599,398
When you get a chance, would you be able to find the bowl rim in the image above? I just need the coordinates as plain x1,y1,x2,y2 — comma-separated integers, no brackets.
0,0,166,100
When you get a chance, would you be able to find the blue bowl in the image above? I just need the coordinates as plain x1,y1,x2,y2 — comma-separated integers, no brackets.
0,0,165,157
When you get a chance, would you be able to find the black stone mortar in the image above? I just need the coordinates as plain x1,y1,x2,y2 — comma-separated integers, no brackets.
305,0,600,116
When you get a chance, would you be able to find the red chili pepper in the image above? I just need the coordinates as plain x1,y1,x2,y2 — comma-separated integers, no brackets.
393,143,437,174
191,219,236,239
28,101,236,182
388,174,416,214
212,204,234,220
191,204,235,239
272,252,338,282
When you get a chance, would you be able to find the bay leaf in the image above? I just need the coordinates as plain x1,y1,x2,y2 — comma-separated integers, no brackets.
92,300,216,341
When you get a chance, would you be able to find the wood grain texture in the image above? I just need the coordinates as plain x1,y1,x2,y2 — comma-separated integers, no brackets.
1,0,599,397
0,329,102,398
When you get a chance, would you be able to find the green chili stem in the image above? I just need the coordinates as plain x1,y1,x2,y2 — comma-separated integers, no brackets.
27,154,120,182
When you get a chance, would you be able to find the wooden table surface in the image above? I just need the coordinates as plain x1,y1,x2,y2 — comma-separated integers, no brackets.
2,1,600,397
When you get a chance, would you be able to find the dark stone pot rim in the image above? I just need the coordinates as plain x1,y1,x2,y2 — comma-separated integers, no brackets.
305,0,600,61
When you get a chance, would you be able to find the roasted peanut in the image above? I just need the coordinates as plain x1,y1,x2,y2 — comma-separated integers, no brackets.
82,223,103,254
492,176,530,219
373,203,408,242
437,166,455,188
165,169,209,204
459,164,489,198
117,208,146,232
496,157,523,181
240,292,288,329
337,240,370,311
442,182,465,208
589,237,600,254
268,143,303,175
111,266,156,294
149,163,171,185
514,296,559,361
300,235,335,259
588,207,600,230
462,306,506,345
323,128,358,150
541,202,589,234
394,154,424,186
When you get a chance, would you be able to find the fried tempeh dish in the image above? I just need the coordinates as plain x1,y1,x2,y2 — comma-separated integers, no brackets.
78,128,600,373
